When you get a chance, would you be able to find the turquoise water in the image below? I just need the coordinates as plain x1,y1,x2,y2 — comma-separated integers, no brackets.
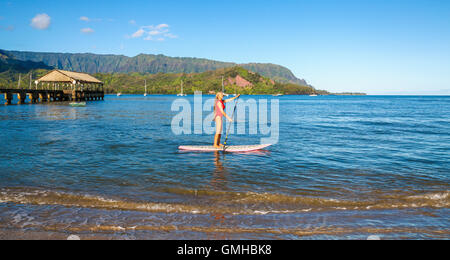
0,95,448,239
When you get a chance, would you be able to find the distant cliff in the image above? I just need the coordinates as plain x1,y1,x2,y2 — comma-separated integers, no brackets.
0,50,52,73
2,49,309,86
93,66,320,95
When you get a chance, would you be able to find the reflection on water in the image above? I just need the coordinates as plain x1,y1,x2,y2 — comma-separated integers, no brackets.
37,106,86,121
210,153,229,241
211,152,229,191
0,95,449,239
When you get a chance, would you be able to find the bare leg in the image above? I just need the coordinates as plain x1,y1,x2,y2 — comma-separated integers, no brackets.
213,134,220,148
217,134,223,148
214,117,223,148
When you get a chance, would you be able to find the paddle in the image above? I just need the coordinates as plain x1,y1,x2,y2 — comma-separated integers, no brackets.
223,95,241,151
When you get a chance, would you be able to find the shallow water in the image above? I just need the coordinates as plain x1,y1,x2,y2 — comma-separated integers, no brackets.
0,95,448,239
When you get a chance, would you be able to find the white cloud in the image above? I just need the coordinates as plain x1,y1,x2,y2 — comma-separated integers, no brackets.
31,13,51,30
131,28,145,38
142,24,169,31
164,33,178,39
144,36,164,42
129,23,176,41
80,16,90,22
149,30,162,36
155,24,169,30
80,16,106,22
81,27,94,34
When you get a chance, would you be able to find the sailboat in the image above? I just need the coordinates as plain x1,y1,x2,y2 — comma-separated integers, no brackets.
117,93,122,97
177,80,187,96
144,80,148,96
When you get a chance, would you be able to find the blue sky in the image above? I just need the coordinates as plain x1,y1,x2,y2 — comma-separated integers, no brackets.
0,0,449,94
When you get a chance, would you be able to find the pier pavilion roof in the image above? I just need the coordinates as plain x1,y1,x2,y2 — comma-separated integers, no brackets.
36,70,103,85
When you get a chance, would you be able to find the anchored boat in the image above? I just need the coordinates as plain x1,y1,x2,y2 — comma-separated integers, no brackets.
69,102,86,107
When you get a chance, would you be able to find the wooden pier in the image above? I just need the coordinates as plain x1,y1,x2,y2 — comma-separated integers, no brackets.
0,69,105,105
0,89,104,105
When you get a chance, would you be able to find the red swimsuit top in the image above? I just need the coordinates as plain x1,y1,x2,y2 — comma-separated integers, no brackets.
215,100,225,118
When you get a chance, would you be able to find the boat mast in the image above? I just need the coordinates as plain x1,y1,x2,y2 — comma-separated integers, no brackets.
222,76,224,93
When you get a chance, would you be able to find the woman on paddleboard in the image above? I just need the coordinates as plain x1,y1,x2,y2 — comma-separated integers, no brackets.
214,92,240,148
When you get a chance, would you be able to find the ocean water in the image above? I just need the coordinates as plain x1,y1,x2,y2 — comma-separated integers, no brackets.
0,95,448,240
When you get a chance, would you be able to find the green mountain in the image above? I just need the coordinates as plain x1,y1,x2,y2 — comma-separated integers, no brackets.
0,50,52,73
2,49,309,86
94,66,324,95
0,50,52,88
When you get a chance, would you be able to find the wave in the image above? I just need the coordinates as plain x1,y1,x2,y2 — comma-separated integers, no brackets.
1,222,448,239
0,187,448,215
0,188,215,215
162,187,450,210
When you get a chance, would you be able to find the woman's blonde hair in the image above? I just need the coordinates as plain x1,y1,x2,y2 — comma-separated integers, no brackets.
214,92,223,115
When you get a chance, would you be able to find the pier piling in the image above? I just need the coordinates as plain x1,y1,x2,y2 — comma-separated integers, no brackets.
17,92,26,104
0,89,104,105
4,93,12,105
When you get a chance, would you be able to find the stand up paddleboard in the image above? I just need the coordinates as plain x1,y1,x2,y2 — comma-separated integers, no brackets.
179,144,272,152
179,97,272,153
